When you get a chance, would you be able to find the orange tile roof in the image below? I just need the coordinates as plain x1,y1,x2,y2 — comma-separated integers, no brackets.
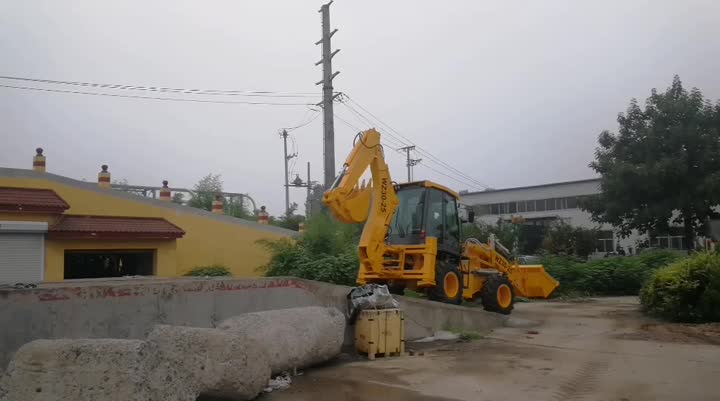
49,215,185,240
0,186,69,213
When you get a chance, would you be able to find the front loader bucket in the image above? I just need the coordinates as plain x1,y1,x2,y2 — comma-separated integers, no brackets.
507,265,559,299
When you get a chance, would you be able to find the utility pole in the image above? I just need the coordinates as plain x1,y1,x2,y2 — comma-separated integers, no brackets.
315,1,340,189
306,162,312,217
399,145,422,182
281,130,297,215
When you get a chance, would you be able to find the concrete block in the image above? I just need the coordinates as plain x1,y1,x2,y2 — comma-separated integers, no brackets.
217,306,345,374
0,339,158,401
146,325,270,401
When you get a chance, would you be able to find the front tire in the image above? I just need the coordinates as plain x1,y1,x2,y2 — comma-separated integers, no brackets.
428,260,463,305
480,274,514,314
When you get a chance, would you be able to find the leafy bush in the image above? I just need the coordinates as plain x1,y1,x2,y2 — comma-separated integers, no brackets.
543,249,682,296
640,252,720,322
542,222,599,259
257,213,361,286
184,264,232,277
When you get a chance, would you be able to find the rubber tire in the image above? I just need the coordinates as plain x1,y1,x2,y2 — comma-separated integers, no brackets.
480,274,514,314
388,284,406,296
427,260,463,305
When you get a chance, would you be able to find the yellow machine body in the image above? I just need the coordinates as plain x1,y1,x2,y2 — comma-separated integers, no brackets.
323,129,559,312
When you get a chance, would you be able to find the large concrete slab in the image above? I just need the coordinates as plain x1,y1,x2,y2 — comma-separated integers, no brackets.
0,276,506,369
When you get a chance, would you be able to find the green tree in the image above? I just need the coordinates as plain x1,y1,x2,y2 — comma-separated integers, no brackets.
189,173,223,211
225,197,253,219
270,202,305,231
171,192,184,205
186,174,251,220
542,221,599,259
584,76,720,251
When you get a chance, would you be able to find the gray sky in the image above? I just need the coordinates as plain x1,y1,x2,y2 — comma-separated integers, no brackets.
2,0,719,215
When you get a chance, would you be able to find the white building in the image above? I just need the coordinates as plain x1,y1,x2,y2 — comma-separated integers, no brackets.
460,178,687,254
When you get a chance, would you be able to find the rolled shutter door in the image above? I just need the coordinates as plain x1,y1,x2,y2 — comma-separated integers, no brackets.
0,233,43,283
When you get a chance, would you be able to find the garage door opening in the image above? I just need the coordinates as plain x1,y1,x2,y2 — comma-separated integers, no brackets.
64,250,155,279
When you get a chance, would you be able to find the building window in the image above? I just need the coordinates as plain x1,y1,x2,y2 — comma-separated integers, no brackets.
508,202,517,214
566,196,578,209
474,204,491,216
517,201,526,213
535,199,546,212
595,230,614,253
651,235,686,250
526,200,536,212
545,199,553,211
490,203,499,215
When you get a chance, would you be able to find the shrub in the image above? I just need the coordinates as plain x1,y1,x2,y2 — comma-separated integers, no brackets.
542,222,600,259
542,249,682,296
257,213,360,286
640,252,720,322
184,264,232,277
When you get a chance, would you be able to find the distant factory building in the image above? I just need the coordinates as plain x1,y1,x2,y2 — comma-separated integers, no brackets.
460,178,692,255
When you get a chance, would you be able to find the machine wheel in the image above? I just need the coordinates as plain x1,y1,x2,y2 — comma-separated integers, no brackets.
480,274,514,314
388,283,406,296
428,260,463,305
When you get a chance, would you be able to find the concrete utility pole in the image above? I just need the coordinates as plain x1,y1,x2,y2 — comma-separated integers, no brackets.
315,1,340,189
306,162,312,217
281,130,297,215
399,145,422,182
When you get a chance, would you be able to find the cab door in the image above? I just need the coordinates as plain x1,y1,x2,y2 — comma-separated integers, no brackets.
441,192,461,257
424,189,461,257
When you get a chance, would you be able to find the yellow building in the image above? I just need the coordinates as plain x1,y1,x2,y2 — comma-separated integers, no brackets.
0,157,293,283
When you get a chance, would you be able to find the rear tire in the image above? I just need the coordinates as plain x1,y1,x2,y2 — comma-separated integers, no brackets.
480,274,514,314
388,283,405,296
428,260,463,305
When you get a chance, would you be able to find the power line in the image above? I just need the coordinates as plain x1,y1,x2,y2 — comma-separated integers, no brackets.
343,94,489,189
0,75,320,98
337,102,408,150
340,94,490,189
283,109,322,131
334,110,398,149
419,162,485,191
339,101,409,147
0,84,315,106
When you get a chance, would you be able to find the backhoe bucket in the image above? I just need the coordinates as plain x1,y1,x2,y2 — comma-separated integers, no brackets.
507,265,559,299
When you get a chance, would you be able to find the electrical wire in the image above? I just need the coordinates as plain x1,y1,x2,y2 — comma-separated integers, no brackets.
283,109,321,131
0,84,315,106
419,162,485,191
337,103,407,149
340,94,490,189
0,75,320,98
342,94,487,188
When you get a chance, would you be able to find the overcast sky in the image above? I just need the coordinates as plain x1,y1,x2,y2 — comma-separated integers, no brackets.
1,0,719,214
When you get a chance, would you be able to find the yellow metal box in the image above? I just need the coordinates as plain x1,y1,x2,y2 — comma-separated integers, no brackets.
354,309,405,360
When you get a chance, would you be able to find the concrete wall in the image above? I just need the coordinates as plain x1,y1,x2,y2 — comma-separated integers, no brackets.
0,168,295,279
0,277,506,369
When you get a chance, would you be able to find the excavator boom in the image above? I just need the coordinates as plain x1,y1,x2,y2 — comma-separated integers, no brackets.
323,129,400,276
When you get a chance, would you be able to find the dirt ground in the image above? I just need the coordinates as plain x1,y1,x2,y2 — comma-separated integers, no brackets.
261,297,720,401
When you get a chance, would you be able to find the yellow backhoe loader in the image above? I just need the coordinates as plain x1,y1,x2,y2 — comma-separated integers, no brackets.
323,129,559,313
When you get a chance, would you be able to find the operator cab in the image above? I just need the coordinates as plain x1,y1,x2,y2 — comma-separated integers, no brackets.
388,181,473,257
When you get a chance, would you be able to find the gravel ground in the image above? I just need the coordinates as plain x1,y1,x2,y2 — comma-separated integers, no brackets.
261,297,720,401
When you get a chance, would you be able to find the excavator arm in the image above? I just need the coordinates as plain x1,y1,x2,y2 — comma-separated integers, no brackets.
323,129,399,276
